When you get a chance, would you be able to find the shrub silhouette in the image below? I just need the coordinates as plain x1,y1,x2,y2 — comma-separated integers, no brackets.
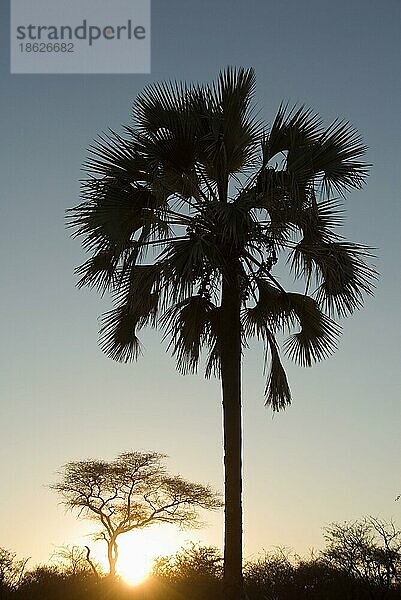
3,518,400,600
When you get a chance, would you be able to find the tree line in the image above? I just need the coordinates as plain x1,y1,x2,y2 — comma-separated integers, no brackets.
1,517,400,600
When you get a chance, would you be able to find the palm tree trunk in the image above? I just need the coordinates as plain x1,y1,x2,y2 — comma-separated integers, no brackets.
221,270,244,600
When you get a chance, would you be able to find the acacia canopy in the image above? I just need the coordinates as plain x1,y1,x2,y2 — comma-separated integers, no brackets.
51,451,221,576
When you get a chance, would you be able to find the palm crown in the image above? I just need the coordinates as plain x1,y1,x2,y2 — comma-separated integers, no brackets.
69,67,375,411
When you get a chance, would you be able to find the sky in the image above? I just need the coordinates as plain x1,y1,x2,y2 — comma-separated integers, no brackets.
0,0,400,569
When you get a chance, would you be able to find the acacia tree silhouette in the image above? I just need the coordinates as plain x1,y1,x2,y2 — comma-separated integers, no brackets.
50,452,221,577
68,67,376,599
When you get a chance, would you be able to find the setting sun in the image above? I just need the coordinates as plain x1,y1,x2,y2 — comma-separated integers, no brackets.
116,525,184,586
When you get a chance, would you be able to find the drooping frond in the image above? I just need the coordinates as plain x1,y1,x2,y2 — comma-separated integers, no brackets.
282,293,341,367
115,263,163,312
242,278,341,368
75,249,120,295
264,332,292,411
241,305,291,410
99,304,143,363
291,238,377,317
242,279,283,336
292,195,345,241
98,262,166,363
160,295,218,374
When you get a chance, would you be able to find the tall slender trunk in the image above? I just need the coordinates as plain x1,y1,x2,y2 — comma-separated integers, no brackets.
221,269,244,600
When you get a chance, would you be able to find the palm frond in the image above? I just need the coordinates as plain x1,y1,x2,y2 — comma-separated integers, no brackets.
160,296,217,375
241,305,291,409
134,114,200,192
98,264,164,363
99,305,143,363
291,239,377,317
84,129,146,180
317,119,369,196
75,249,121,295
264,331,292,411
282,293,341,366
264,103,323,163
115,263,163,322
242,279,284,336
68,178,159,255
292,195,345,241
195,67,262,186
216,66,257,121
263,105,369,201
242,278,341,367
285,120,370,197
157,236,224,303
134,79,192,135
133,70,261,194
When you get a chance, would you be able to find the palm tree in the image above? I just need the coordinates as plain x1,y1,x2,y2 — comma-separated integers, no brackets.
68,67,376,600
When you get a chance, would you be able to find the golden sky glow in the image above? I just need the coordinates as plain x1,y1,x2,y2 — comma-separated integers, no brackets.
113,525,185,585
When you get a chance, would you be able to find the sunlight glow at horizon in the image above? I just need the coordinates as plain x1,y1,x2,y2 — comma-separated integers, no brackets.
115,525,184,586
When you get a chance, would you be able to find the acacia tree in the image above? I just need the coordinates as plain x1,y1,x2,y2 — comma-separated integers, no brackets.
50,451,221,577
68,67,375,599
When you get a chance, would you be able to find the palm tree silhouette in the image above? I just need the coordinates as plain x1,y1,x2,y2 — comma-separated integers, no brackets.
69,67,376,600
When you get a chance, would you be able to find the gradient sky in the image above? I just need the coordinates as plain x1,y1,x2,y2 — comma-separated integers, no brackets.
1,0,400,568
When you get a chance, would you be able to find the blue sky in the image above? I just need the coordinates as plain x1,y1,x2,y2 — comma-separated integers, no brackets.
0,0,400,566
